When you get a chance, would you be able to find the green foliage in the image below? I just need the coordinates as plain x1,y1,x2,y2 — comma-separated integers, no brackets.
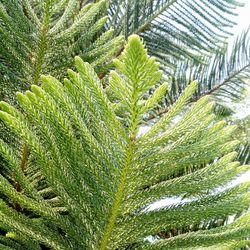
0,0,123,103
234,116,250,165
0,35,249,249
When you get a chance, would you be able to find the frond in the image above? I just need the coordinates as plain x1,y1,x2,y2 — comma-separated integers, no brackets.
107,0,244,68
0,35,249,249
238,142,250,165
146,28,250,120
176,28,250,103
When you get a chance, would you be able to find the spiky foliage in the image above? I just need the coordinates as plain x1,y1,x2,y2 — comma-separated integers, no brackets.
234,116,250,165
0,0,123,103
0,35,249,249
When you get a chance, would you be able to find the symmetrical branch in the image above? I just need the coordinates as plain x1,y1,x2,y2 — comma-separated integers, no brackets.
0,12,250,249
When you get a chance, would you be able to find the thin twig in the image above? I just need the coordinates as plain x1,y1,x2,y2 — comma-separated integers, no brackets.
144,62,250,121
15,143,30,211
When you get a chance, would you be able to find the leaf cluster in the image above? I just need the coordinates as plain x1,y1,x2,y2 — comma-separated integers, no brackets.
0,35,249,249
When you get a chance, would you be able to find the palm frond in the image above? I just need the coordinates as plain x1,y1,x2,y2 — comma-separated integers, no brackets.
106,0,244,67
238,142,250,165
145,28,250,120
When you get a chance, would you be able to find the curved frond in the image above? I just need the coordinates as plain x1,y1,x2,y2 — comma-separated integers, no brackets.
146,28,250,120
107,0,244,68
176,29,250,102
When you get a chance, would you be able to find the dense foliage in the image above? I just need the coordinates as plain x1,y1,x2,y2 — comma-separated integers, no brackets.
0,0,122,102
0,0,250,249
0,35,249,249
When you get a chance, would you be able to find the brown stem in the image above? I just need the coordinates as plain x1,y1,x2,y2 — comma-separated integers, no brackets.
144,107,170,121
98,46,124,80
14,144,30,211
21,3,29,19
79,0,84,9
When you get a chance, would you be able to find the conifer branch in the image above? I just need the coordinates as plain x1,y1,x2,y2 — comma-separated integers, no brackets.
0,0,123,101
0,33,249,250
33,1,52,85
100,140,136,250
